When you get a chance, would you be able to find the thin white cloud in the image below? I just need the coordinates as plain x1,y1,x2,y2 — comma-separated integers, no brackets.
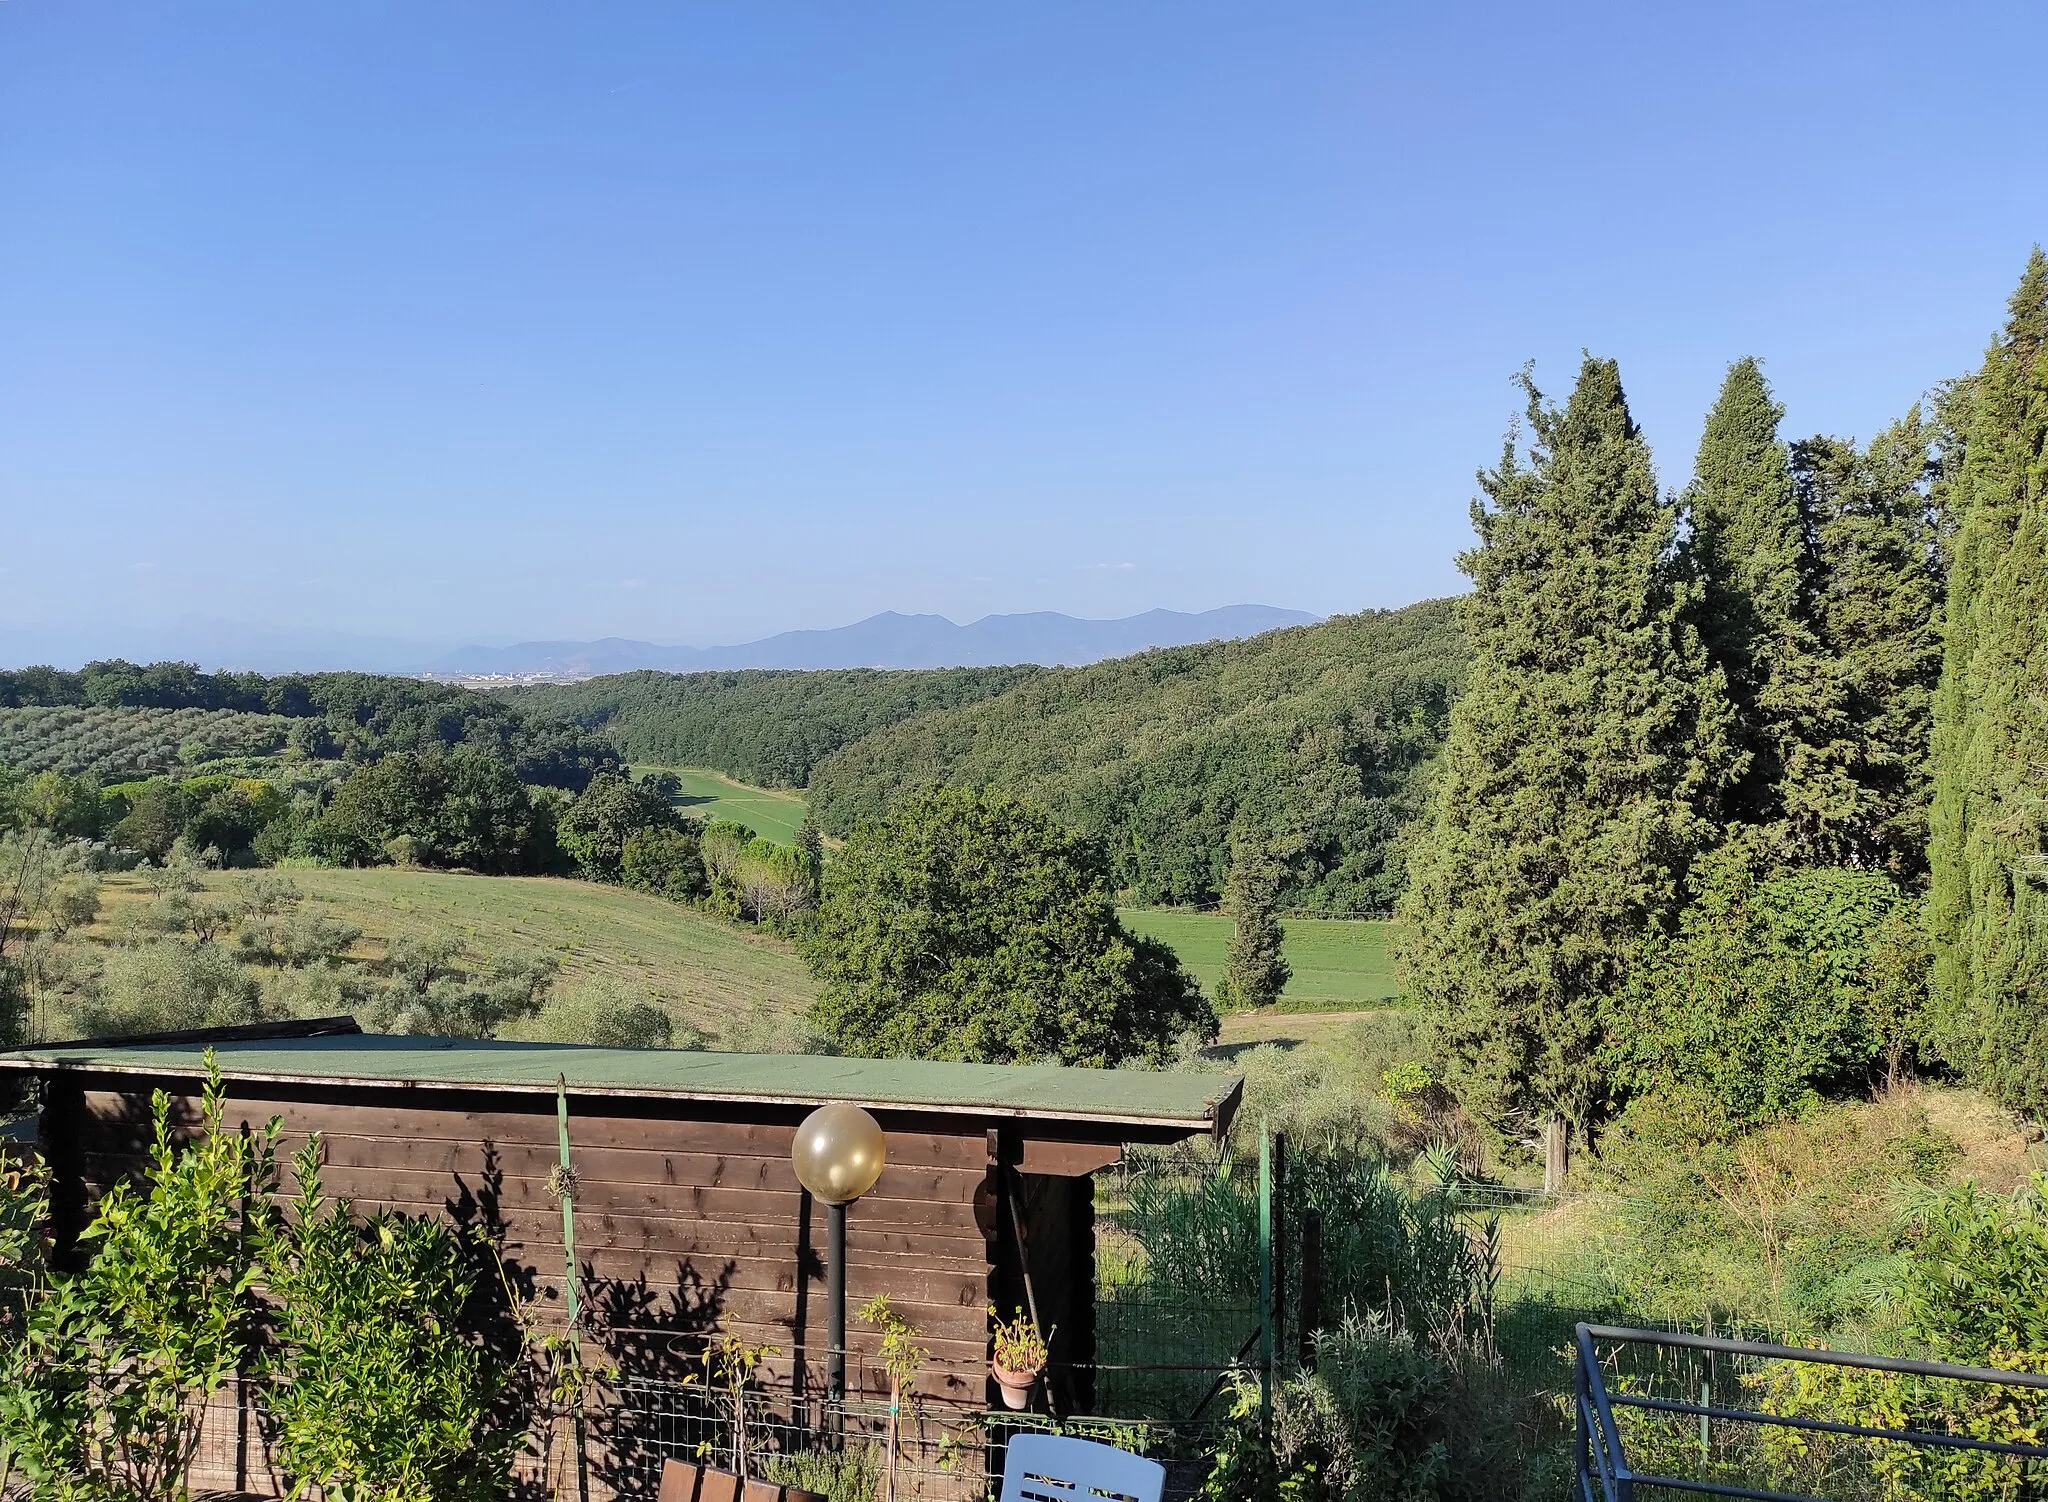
621,578,647,589
1078,562,1138,573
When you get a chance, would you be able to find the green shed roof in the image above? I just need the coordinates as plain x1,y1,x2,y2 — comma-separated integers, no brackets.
0,1034,1240,1136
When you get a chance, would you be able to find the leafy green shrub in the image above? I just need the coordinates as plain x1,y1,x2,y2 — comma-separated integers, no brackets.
234,907,362,969
523,975,697,1049
258,1139,520,1502
45,872,101,936
1200,1299,1559,1502
620,824,705,900
1198,1371,1329,1502
1222,1021,1425,1161
0,1058,277,1501
717,996,836,1055
78,940,268,1037
1753,1175,2048,1500
366,933,554,1038
1608,852,1918,1126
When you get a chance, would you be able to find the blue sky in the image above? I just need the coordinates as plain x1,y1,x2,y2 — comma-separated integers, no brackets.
2,2,2043,653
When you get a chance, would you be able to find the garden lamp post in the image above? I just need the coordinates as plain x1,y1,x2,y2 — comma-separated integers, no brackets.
792,1102,887,1401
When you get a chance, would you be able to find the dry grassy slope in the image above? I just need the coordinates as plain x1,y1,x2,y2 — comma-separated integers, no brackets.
94,866,819,1043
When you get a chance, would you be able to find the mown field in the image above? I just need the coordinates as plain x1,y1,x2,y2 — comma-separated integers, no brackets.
640,764,810,844
1118,907,1402,1009
93,865,1401,1045
121,866,820,1041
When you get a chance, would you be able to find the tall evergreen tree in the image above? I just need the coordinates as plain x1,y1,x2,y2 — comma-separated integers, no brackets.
1792,412,1944,878
1399,358,1732,1163
1927,249,2048,1118
1218,847,1290,1010
1685,358,1854,863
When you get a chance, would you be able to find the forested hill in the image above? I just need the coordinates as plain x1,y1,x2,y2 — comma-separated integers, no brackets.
503,665,1042,788
806,598,1464,913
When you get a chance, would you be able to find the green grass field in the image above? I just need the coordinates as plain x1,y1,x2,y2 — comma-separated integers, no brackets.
203,866,818,1040
86,863,1395,1046
1117,908,1403,1009
639,765,810,844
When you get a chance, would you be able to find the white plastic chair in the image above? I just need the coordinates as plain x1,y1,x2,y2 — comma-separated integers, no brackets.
998,1432,1166,1502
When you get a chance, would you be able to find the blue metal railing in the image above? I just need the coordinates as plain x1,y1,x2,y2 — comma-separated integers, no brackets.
1574,1323,2048,1502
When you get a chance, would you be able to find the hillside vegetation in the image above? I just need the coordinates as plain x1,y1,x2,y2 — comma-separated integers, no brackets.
505,664,1040,788
100,866,818,1042
0,705,301,781
806,599,1464,911
0,661,616,790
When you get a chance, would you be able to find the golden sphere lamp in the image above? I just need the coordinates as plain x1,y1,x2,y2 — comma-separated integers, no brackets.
792,1103,887,1399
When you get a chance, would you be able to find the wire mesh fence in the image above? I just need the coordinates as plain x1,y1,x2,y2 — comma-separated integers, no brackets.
593,1383,1231,1502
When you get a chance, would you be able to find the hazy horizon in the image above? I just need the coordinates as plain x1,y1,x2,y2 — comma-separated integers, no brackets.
0,599,1334,675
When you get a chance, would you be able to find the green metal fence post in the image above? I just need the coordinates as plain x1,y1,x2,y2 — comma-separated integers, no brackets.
557,1075,590,1502
1699,1310,1714,1469
1259,1121,1274,1436
1271,1130,1287,1378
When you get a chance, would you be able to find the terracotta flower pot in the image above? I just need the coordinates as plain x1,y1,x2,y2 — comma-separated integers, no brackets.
992,1360,1041,1410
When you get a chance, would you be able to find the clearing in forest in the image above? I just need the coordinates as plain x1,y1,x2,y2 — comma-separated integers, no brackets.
638,764,811,844
1117,909,1403,1009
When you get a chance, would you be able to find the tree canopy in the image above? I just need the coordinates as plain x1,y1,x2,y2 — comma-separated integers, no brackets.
1686,358,1852,863
1398,357,1733,1147
506,665,1039,788
803,785,1216,1066
1928,248,2048,1118
807,600,1463,913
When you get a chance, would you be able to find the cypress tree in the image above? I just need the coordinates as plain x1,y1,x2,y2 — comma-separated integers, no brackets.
1685,358,1855,863
1927,249,2048,1117
1793,413,1944,878
1218,849,1290,1010
1399,357,1732,1162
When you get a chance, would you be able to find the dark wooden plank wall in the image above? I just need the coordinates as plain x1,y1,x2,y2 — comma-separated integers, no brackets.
55,1073,1146,1499
71,1080,998,1407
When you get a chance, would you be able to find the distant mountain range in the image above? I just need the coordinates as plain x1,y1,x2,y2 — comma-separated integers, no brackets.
430,606,1319,679
0,605,1319,679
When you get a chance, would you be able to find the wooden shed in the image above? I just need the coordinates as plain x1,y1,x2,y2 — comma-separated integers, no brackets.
0,1023,1240,1488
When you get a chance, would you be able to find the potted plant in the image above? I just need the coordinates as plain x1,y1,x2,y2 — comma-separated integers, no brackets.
989,1306,1051,1411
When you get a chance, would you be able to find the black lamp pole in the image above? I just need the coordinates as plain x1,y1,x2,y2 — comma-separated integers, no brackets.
792,1102,886,1410
827,1199,848,1401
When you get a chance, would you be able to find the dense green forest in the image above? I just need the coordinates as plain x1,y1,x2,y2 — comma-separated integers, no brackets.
806,599,1463,912
1397,255,2048,1185
504,664,1040,787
